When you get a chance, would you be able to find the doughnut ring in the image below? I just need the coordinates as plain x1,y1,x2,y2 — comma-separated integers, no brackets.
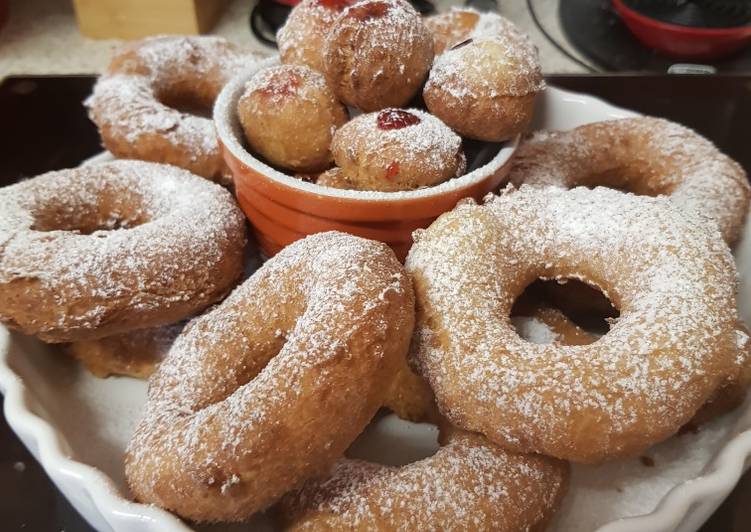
65,321,186,379
125,232,414,522
407,186,748,463
0,160,246,343
86,36,259,183
278,429,568,531
508,117,751,244
513,305,751,426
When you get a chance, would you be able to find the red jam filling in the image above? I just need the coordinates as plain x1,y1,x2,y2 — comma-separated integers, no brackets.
376,109,420,130
257,72,302,97
384,161,400,180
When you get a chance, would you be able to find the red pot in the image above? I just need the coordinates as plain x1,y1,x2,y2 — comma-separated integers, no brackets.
612,0,751,60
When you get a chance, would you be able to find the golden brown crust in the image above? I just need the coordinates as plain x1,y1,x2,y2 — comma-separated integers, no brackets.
65,322,186,379
383,358,438,423
508,117,751,245
424,35,543,142
238,65,348,173
277,431,568,531
424,9,481,54
323,0,434,111
277,0,351,72
87,36,260,183
407,187,747,463
331,109,465,192
0,160,246,343
125,232,415,522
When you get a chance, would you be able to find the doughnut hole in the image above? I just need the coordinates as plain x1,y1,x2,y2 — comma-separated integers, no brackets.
510,278,619,343
576,168,671,197
346,413,440,466
29,189,149,235
238,64,348,173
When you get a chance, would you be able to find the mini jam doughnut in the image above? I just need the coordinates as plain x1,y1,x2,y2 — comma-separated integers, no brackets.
238,65,348,173
277,0,354,72
425,8,527,54
331,109,466,192
508,117,751,244
125,232,414,522
407,186,748,463
323,0,434,111
278,430,568,531
87,36,259,183
66,321,187,379
424,34,544,142
0,160,246,343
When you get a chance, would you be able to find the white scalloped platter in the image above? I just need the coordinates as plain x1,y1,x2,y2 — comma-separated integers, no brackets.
2,86,751,532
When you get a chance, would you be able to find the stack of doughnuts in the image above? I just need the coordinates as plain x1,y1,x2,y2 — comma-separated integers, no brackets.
234,3,543,192
1,4,750,532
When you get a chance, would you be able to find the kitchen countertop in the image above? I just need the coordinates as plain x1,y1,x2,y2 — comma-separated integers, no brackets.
0,0,589,80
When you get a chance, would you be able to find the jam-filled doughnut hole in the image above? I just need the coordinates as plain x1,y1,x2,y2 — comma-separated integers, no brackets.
323,0,434,112
237,64,348,173
329,108,466,192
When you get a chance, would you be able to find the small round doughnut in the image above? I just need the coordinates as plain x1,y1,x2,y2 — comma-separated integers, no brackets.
407,186,748,463
508,117,751,244
277,430,568,531
323,0,434,111
424,33,543,142
425,8,526,55
0,160,246,343
86,36,259,183
277,0,354,72
238,65,348,173
65,321,186,379
331,109,466,192
125,232,414,522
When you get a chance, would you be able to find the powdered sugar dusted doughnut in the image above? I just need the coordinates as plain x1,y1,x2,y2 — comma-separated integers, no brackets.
323,0,434,111
278,431,568,531
425,7,527,55
277,0,355,72
0,160,246,343
508,116,751,244
66,320,187,379
238,64,348,172
407,186,748,463
424,31,543,142
87,36,259,183
125,232,414,522
331,109,466,192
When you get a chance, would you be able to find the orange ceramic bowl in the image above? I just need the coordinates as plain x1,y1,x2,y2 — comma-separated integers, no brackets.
214,57,519,260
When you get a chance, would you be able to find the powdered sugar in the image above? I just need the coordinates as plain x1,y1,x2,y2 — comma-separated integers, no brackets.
125,232,414,520
86,36,262,180
281,431,566,530
407,186,745,462
331,108,465,191
425,30,544,100
0,160,246,341
508,117,750,244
